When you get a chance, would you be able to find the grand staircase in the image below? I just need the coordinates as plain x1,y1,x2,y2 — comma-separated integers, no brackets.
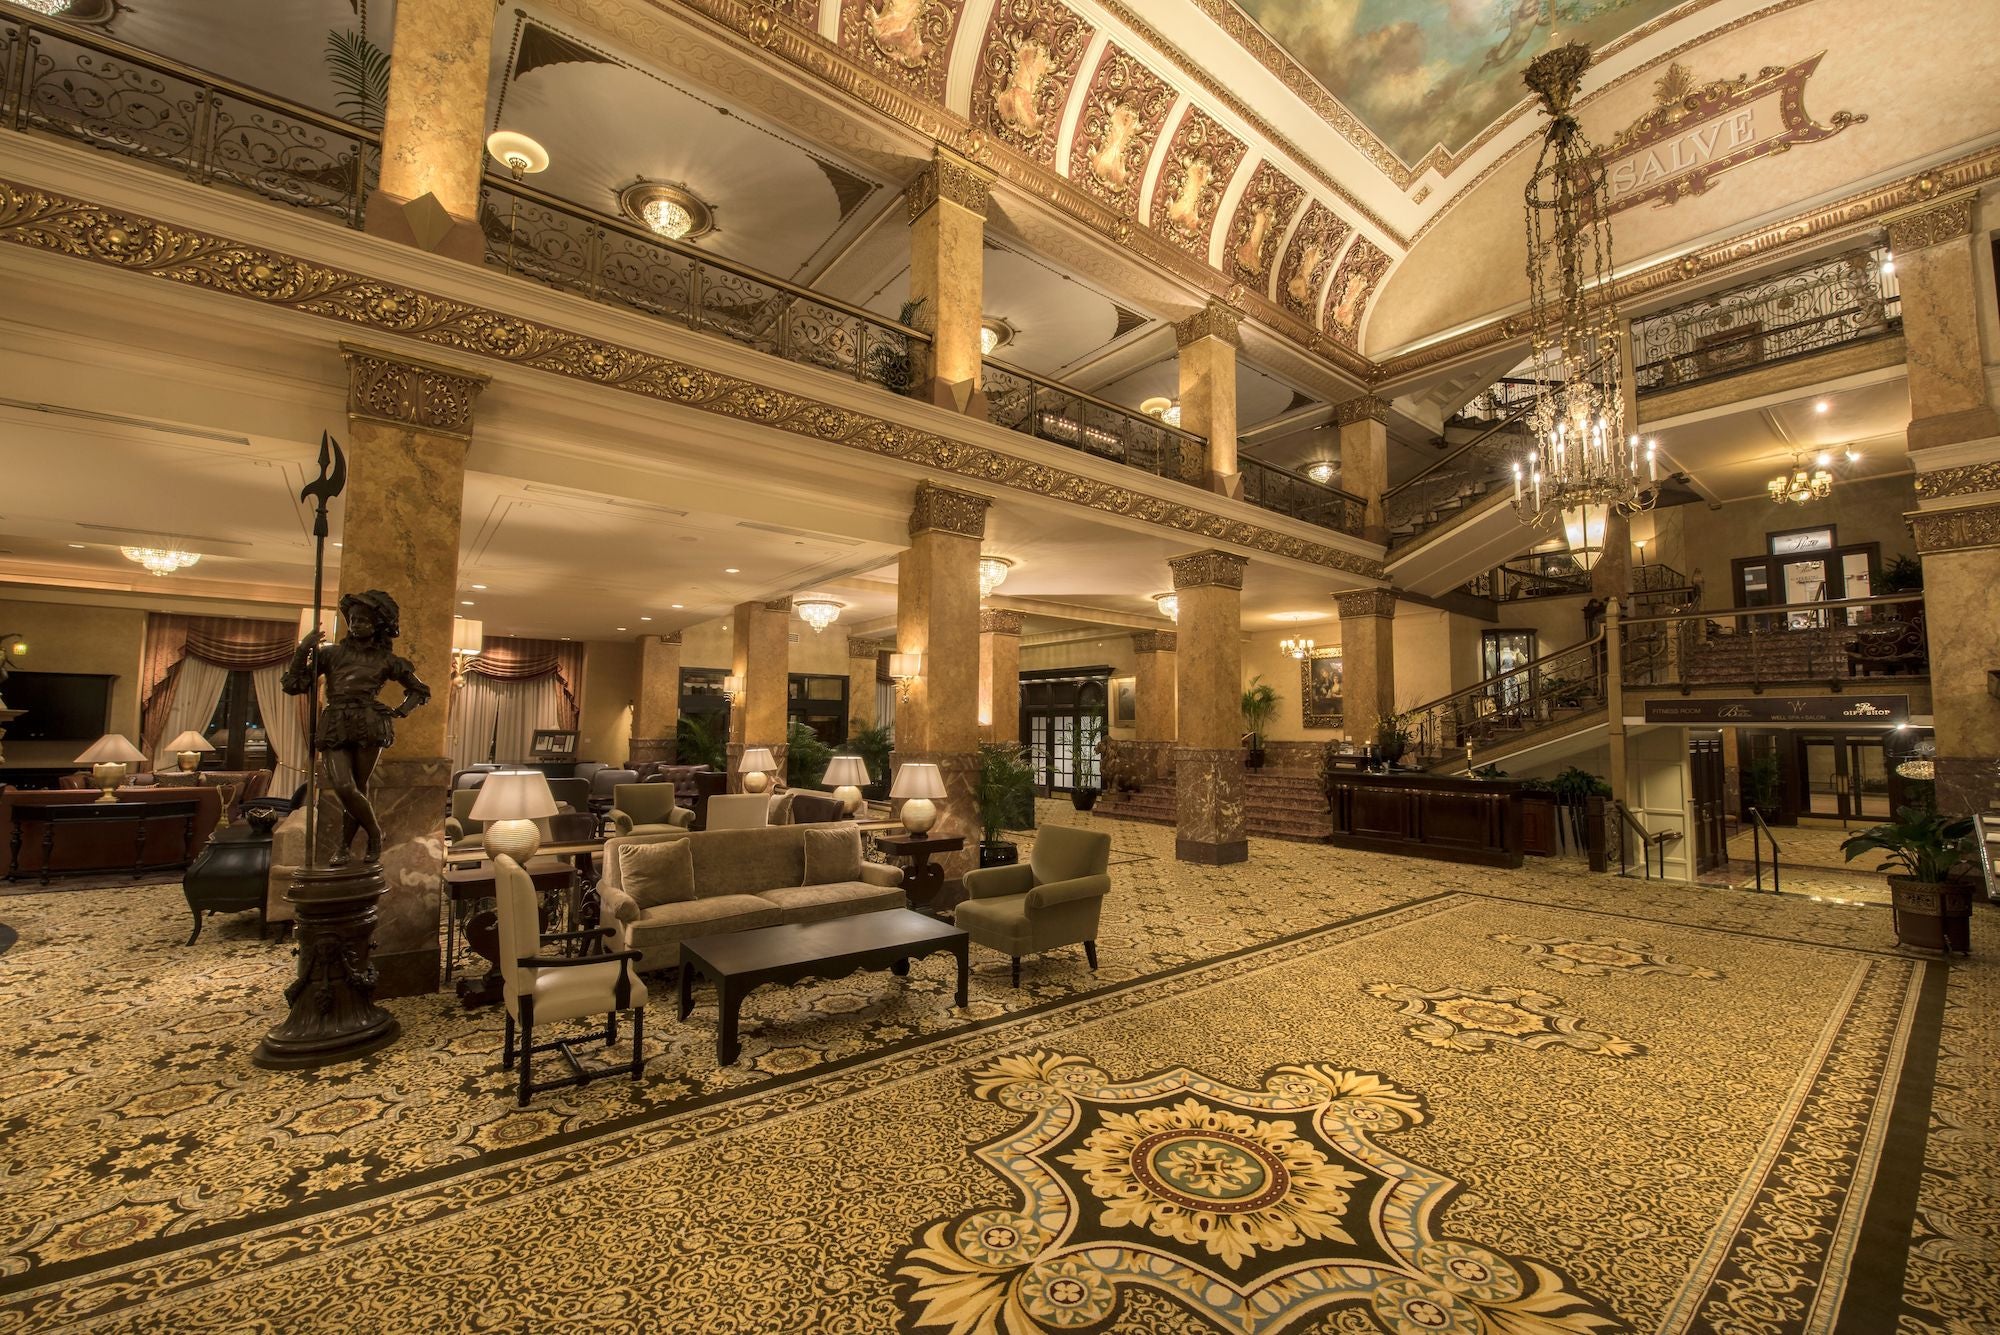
1094,769,1333,842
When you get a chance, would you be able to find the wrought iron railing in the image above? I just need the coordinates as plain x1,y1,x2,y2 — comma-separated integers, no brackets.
1631,245,1900,395
1401,634,1607,769
1,14,377,225
1446,375,1540,425
981,358,1206,488
1619,593,1926,691
1383,395,1534,546
1239,456,1366,533
1747,806,1781,894
1463,558,1587,601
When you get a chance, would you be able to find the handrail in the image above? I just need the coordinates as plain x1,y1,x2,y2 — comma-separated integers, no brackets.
1411,631,1604,717
1748,805,1781,895
1612,800,1655,880
1619,591,1922,630
1634,304,1901,393
982,356,1206,445
1239,454,1368,530
1384,394,1535,499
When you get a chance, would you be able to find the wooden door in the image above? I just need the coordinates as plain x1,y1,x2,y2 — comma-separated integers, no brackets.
1689,731,1729,872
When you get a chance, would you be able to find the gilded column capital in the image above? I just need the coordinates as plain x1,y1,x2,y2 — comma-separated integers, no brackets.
1132,630,1178,654
1884,187,1978,254
906,148,993,223
1914,460,2000,501
1172,299,1243,349
1336,588,1397,619
1167,549,1247,591
651,631,683,646
762,596,794,612
1911,501,2000,554
909,481,991,539
849,636,886,660
979,608,1025,635
1334,396,1391,426
340,342,489,437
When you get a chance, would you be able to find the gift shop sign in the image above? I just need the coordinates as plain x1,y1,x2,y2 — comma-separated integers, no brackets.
1598,55,1865,215
1643,695,1908,725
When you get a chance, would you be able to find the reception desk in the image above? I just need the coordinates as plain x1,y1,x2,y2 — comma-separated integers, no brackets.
1324,771,1525,868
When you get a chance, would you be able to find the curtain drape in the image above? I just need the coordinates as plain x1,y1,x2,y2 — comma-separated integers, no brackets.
149,657,232,770
251,664,310,799
490,675,564,765
140,613,297,759
448,676,505,773
461,637,581,727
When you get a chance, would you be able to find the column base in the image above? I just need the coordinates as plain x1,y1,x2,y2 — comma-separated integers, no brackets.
1209,471,1244,501
628,736,677,765
1106,739,1176,788
1908,405,2000,452
923,378,990,419
1934,754,1998,820
1175,836,1249,865
305,756,448,999
892,749,979,878
363,190,484,263
1173,746,1247,865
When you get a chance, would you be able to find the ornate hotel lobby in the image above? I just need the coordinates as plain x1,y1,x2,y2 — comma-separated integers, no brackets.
0,0,1997,1330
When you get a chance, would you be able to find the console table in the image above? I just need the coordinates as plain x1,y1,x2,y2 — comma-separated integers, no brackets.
8,798,201,886
1324,772,1526,869
872,832,964,913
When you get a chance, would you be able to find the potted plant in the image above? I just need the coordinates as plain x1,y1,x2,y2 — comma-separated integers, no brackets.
1549,766,1610,853
975,742,1037,868
1843,804,1975,952
1375,711,1412,769
674,713,726,773
785,720,832,789
844,722,894,800
1877,554,1924,595
1744,751,1784,824
1241,676,1279,770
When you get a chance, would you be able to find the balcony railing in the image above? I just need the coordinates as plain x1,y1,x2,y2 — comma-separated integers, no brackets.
981,358,1207,487
1632,246,1901,395
1240,456,1366,532
1621,593,1926,691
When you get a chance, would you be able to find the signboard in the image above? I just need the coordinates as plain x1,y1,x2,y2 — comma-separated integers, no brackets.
1599,55,1864,216
1642,695,1908,725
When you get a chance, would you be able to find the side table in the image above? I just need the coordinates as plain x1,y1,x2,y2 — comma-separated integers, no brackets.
445,858,576,1007
872,833,964,915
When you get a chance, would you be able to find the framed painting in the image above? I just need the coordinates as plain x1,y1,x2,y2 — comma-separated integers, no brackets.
1301,648,1343,729
1111,676,1137,728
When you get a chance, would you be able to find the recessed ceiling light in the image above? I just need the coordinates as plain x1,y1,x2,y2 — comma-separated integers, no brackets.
460,600,475,606
561,636,571,640
1814,400,1829,413
1815,452,1832,467
333,541,343,548
724,567,740,574
616,626,627,632
67,542,86,548
470,584,487,590
640,616,652,621
671,604,684,609
1845,449,1862,462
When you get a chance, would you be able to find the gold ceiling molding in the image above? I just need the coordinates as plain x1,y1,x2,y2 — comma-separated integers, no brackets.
1883,188,1978,254
1910,502,2000,556
979,608,1025,635
657,629,685,645
1374,145,2000,385
848,636,885,659
908,481,991,539
340,343,489,438
1172,299,1242,349
1335,588,1398,619
906,148,994,221
1167,548,1247,591
1333,396,1390,427
1131,630,1177,653
762,595,795,611
0,179,1384,580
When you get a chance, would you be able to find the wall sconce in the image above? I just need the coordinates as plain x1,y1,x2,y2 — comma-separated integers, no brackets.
721,673,744,702
887,651,922,703
450,616,484,688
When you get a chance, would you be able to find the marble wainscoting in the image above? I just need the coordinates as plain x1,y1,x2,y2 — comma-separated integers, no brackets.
1173,745,1247,864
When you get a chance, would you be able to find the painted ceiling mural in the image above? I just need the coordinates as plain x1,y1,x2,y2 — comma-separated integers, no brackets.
1222,0,1687,164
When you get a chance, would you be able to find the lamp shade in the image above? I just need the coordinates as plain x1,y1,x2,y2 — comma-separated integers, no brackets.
889,762,946,800
166,730,216,754
467,770,559,822
822,755,869,787
1561,503,1609,571
452,618,484,656
75,734,145,765
737,747,777,774
887,651,922,679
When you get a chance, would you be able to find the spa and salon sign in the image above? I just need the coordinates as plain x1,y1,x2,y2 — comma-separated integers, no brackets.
1598,55,1865,215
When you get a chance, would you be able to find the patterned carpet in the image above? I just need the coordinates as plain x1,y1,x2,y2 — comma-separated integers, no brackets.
0,807,1992,1333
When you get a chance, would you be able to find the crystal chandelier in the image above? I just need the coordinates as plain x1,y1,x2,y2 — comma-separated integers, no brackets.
14,0,74,13
120,545,201,576
1304,460,1338,485
978,556,1013,600
1767,455,1834,505
794,598,843,634
1153,593,1179,623
980,319,1015,357
1511,43,1655,566
1140,397,1182,428
618,181,714,243
1280,635,1315,660
642,197,693,240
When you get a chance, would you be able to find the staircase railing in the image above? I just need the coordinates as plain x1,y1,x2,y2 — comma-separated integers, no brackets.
1619,593,1927,691
1402,633,1606,768
1747,805,1781,894
1611,800,1663,879
1382,395,1535,547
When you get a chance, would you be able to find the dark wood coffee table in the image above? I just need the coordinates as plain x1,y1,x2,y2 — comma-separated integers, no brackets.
677,909,969,1065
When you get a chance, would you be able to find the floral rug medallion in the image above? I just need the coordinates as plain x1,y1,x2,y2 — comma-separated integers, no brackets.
1490,933,1724,980
1362,983,1645,1057
893,1051,1620,1333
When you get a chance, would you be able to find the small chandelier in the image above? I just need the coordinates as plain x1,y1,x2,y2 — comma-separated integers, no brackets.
980,319,1015,356
1153,592,1179,623
1512,43,1656,556
978,556,1013,600
1141,397,1182,428
795,598,844,634
1304,460,1338,485
12,0,74,14
120,545,201,576
618,181,715,242
1280,635,1315,660
1767,455,1834,505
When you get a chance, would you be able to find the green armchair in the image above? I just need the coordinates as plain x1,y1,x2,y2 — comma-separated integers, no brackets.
608,784,694,838
956,825,1112,986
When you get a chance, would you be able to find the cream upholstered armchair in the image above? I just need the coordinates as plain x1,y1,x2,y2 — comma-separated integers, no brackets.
494,855,647,1105
955,825,1113,986
608,784,693,838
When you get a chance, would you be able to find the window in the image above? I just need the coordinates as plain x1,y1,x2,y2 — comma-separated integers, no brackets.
1480,631,1537,710
787,673,849,744
1020,671,1109,793
199,670,270,772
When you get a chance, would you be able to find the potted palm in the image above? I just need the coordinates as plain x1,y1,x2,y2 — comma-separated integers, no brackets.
1844,804,1975,952
1241,676,1279,770
975,742,1037,868
844,722,893,800
1375,711,1413,769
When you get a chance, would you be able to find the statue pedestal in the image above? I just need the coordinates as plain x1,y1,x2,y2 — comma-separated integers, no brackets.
252,864,401,1069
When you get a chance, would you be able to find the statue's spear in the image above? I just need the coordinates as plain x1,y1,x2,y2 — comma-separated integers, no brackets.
299,431,347,870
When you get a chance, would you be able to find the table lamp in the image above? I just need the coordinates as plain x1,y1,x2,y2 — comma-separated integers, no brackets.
166,729,217,772
738,746,777,795
468,769,558,864
890,761,945,835
75,733,146,803
823,755,869,814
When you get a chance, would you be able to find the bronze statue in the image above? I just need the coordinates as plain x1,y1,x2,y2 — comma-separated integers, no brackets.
284,590,431,865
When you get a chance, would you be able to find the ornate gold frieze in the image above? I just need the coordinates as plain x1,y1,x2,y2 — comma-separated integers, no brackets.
1149,106,1245,259
1173,299,1242,349
908,481,991,539
838,0,963,102
970,1,1094,167
906,149,993,221
1911,502,2000,555
0,180,1386,579
1067,41,1176,220
1323,237,1391,346
1223,160,1304,291
1884,189,1977,255
1334,396,1390,427
1915,460,2000,501
1275,201,1350,322
979,608,1025,635
340,343,488,437
1131,630,1178,654
762,596,795,612
1336,588,1397,619
658,630,684,646
1168,549,1247,591
848,636,887,659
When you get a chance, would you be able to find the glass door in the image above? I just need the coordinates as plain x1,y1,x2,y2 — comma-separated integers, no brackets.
1798,734,1893,820
1480,631,1536,711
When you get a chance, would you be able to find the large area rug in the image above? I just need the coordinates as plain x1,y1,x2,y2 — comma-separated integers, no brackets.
0,810,1992,1333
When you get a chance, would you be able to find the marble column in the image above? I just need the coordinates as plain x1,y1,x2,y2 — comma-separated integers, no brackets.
1887,190,2000,451
364,0,495,264
628,632,682,765
1591,509,1632,601
1334,396,1391,544
980,609,1023,745
1130,630,1178,784
907,147,993,416
338,343,487,999
894,482,989,874
847,636,882,733
729,598,791,791
1171,551,1248,864
1337,589,1398,747
1176,301,1243,500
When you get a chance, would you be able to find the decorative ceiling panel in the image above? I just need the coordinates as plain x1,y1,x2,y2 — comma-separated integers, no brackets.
1148,106,1246,260
969,0,1096,168
837,0,967,104
1222,158,1305,293
1065,42,1178,220
1274,200,1349,320
1323,235,1390,345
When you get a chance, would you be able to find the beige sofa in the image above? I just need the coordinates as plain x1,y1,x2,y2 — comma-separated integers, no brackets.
597,824,906,970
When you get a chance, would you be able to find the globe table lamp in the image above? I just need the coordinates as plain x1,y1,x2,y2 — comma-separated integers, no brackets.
823,755,869,814
738,746,777,795
890,761,946,835
166,729,216,772
75,733,146,803
467,769,558,865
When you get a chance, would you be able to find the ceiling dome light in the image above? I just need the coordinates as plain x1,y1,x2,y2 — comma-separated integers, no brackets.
1140,396,1182,428
120,545,201,576
15,0,75,13
1304,460,1338,485
978,555,1013,600
1153,592,1179,623
980,318,1016,356
643,197,693,239
795,598,844,634
484,131,548,180
619,180,716,242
